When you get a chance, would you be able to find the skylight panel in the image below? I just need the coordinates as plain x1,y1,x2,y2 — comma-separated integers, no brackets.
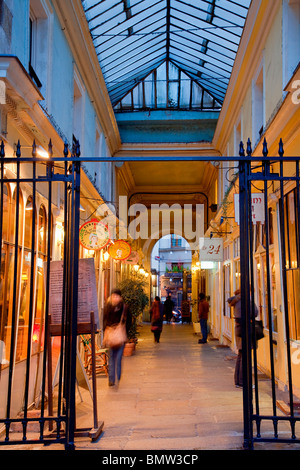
81,0,250,107
103,35,166,77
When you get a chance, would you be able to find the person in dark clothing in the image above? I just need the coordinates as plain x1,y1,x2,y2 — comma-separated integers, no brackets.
164,295,174,323
150,296,164,343
227,288,258,388
198,293,209,344
103,288,132,387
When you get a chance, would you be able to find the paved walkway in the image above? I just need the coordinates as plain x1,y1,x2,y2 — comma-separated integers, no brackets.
4,323,300,451
86,323,245,451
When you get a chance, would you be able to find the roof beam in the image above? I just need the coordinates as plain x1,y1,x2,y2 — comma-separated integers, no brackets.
122,0,133,36
166,0,171,62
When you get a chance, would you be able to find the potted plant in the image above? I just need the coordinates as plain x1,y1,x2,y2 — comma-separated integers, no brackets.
118,277,149,355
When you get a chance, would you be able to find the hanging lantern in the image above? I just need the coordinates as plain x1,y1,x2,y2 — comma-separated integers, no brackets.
32,323,40,343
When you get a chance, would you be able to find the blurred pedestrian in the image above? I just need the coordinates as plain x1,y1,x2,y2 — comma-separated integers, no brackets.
164,295,174,323
198,293,209,344
103,288,132,387
228,288,258,388
228,289,242,387
150,296,164,343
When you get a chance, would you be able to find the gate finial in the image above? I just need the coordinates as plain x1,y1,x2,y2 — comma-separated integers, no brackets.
32,140,37,157
64,141,69,158
246,138,252,157
48,139,53,158
0,140,5,158
16,140,21,158
239,141,245,157
262,137,268,157
76,140,81,158
278,138,284,157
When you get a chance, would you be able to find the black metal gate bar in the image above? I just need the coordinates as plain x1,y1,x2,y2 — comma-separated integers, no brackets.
0,140,81,448
278,143,295,437
238,140,253,449
22,142,37,440
240,138,300,448
55,143,70,439
5,142,21,440
1,137,300,450
262,140,278,439
64,141,81,450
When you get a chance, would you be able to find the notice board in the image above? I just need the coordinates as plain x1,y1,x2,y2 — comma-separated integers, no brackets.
47,258,99,330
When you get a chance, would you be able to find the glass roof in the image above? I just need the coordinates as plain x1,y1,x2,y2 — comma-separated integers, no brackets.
82,0,251,109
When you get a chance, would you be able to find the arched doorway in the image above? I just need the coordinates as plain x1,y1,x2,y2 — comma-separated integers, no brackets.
151,234,192,322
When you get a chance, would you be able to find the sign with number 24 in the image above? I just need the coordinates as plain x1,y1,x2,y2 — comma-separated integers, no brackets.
199,238,224,261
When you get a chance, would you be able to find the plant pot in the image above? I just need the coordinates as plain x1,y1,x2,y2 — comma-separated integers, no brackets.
123,342,135,356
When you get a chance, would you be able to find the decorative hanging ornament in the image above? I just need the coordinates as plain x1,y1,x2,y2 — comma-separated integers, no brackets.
108,240,132,260
79,219,110,250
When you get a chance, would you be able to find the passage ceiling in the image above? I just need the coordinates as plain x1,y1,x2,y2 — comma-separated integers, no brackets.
82,0,250,108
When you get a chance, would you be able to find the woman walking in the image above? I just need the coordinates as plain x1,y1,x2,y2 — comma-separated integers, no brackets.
103,288,131,387
150,296,164,343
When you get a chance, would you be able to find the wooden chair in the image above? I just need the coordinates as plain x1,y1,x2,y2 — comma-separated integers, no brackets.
80,334,108,377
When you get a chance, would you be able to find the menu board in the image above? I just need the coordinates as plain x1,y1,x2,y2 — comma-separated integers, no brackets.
47,258,99,329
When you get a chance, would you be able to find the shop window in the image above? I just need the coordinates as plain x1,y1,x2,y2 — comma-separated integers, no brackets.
33,205,47,353
73,71,85,146
16,196,36,362
233,238,240,292
256,254,277,332
171,234,182,247
29,0,52,97
223,254,231,318
0,187,24,366
283,188,300,340
234,260,240,291
283,0,300,86
252,64,264,146
0,183,11,366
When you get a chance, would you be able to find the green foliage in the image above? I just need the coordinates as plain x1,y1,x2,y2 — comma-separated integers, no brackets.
118,277,149,342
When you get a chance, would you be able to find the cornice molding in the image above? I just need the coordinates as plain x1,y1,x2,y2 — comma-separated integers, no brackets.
115,142,221,158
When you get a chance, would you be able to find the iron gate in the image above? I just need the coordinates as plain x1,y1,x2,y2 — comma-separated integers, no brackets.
239,138,300,448
0,136,300,450
0,140,80,449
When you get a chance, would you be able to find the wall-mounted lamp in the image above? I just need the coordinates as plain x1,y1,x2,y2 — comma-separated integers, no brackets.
37,146,49,158
56,222,64,246
209,204,218,213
